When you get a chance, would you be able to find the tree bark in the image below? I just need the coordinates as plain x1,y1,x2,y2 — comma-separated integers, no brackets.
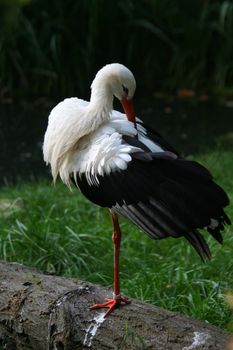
0,261,231,350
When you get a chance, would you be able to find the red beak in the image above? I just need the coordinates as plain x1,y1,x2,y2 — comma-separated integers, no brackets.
121,97,136,124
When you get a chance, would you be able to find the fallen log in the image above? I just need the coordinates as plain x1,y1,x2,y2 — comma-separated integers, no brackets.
0,261,231,349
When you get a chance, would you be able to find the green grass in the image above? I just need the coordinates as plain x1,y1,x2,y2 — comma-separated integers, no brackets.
0,149,233,330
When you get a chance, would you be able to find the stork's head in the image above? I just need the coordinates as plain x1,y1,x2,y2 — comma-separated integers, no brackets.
91,63,136,123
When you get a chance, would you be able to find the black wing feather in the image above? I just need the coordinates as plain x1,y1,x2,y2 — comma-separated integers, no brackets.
71,124,231,261
137,121,180,155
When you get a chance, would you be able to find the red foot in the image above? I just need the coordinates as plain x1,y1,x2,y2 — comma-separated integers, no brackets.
90,296,130,317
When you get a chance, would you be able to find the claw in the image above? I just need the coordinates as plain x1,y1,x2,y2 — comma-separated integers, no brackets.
90,296,130,317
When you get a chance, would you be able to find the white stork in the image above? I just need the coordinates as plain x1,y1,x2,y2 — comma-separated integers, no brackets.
43,63,231,316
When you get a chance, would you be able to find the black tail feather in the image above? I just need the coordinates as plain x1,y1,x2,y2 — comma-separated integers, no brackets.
185,231,211,262
207,227,223,244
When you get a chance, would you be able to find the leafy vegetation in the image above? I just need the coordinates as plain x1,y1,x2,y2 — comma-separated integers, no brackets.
0,0,233,101
0,149,232,330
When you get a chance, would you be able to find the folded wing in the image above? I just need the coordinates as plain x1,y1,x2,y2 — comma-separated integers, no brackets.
71,122,231,261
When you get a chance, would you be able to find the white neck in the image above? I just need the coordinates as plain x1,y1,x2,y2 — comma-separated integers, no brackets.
89,74,114,115
90,88,113,112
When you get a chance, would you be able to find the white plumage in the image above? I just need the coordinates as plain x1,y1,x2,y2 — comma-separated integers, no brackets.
43,97,163,187
43,83,163,187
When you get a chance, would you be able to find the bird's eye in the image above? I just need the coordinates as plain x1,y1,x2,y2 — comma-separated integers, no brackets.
122,85,129,95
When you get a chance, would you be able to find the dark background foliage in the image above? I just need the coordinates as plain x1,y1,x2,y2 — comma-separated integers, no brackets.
1,0,233,103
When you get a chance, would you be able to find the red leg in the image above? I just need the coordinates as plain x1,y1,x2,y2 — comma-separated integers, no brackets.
90,211,130,316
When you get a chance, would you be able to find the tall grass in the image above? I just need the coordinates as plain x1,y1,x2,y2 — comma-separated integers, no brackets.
0,0,233,102
0,150,232,330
